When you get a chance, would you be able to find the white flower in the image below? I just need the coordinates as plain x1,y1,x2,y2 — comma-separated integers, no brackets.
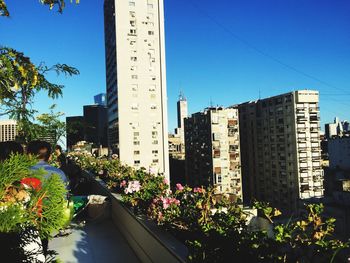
124,180,141,194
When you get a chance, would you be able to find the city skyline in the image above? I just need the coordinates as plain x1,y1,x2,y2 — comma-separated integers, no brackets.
0,0,349,132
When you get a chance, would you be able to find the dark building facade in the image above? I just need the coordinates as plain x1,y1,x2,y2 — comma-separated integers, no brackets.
83,105,108,148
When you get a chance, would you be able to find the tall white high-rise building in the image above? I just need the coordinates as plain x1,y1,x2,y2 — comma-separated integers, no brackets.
0,120,18,142
104,0,169,179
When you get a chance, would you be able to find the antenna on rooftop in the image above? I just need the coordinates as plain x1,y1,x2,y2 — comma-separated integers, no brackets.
179,90,186,101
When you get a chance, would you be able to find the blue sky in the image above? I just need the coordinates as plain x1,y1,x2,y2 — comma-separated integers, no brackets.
1,0,349,132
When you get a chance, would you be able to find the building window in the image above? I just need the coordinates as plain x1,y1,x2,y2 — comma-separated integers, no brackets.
152,159,158,163
131,75,138,79
218,176,222,183
134,132,139,136
152,140,158,145
134,160,140,165
131,56,137,62
147,13,154,21
149,85,156,92
150,75,156,81
129,1,135,6
132,84,138,91
214,167,222,174
130,29,137,35
148,31,154,35
133,141,140,146
131,103,139,110
130,20,136,27
130,40,136,46
152,150,158,154
150,104,157,110
130,11,135,17
134,150,140,155
148,4,153,9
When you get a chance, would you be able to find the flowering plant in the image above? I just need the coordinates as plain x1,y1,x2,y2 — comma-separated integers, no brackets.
70,152,350,262
0,154,67,239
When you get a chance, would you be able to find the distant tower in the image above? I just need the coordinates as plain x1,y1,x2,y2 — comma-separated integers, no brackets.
176,92,188,144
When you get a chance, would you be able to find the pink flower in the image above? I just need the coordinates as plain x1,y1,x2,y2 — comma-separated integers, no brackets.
163,201,170,209
120,180,127,188
194,187,205,193
163,178,169,185
158,211,164,221
161,197,180,209
176,183,184,191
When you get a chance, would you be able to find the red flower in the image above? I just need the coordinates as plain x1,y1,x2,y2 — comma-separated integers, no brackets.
21,177,42,191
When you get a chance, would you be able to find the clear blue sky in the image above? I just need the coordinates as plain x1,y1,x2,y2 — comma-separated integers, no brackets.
1,0,349,132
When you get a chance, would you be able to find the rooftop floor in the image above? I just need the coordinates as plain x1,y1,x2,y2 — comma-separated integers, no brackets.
49,219,140,263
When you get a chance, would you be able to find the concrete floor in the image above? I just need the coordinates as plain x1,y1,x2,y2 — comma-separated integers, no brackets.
49,220,140,263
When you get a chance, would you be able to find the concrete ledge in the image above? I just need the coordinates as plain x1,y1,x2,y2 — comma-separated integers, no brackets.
83,171,188,263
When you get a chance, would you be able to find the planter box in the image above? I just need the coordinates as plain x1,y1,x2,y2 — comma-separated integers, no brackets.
82,171,188,263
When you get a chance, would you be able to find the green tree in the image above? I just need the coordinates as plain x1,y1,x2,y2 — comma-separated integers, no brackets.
0,47,79,142
35,104,66,147
0,1,80,142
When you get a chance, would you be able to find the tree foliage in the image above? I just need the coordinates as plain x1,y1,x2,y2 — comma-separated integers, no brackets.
35,104,66,147
0,0,80,17
0,1,80,142
0,47,78,142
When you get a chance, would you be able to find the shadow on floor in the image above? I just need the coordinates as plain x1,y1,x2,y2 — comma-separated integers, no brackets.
49,219,140,263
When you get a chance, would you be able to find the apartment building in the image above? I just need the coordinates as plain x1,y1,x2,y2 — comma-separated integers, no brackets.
325,117,350,139
0,120,18,142
185,107,242,200
236,90,323,213
104,0,169,178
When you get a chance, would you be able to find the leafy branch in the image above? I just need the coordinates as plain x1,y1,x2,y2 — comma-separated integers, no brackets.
0,0,80,17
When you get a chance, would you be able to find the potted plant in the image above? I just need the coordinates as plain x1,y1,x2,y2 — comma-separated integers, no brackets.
0,154,68,262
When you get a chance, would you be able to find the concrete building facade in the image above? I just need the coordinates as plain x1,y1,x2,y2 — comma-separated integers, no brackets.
325,117,350,139
328,137,350,170
236,90,324,213
104,0,169,178
0,120,18,142
185,107,242,200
